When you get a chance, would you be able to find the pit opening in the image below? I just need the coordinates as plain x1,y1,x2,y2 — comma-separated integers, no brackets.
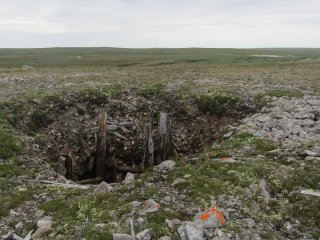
4,88,260,184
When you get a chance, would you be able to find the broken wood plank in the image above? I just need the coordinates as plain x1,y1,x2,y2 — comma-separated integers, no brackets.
65,149,74,179
116,165,142,173
110,131,128,140
77,177,102,185
143,124,154,169
95,110,107,179
159,112,168,135
159,112,172,162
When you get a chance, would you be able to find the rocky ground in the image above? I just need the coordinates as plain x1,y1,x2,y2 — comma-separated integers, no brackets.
1,93,319,240
0,48,320,240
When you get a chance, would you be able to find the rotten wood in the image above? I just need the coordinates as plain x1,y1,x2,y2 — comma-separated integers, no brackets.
64,147,74,179
159,112,172,162
116,165,142,173
95,110,107,179
143,124,154,169
76,177,102,185
109,131,128,140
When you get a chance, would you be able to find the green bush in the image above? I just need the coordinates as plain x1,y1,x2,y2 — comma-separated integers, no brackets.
81,84,122,105
194,93,240,116
138,83,165,98
28,109,52,131
0,129,21,159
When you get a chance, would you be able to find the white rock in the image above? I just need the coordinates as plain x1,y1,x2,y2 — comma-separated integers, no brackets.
159,237,172,240
94,181,114,193
165,218,182,229
113,234,132,240
178,220,204,240
32,217,53,239
305,150,320,157
154,160,176,174
143,199,160,213
15,222,23,229
136,229,151,240
171,178,188,187
123,172,135,187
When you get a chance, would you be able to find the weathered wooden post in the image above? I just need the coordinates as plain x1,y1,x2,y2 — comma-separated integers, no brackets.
95,110,107,180
143,124,154,169
65,151,73,179
159,112,172,162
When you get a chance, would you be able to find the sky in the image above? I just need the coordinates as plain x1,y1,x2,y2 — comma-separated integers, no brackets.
0,0,319,48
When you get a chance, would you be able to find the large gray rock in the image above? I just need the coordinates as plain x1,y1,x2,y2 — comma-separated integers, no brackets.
178,220,204,240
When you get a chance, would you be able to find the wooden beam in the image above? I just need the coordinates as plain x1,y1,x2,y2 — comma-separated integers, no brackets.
159,112,172,162
143,124,154,169
95,110,107,179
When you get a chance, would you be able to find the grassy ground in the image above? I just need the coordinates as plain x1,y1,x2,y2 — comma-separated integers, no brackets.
0,48,320,239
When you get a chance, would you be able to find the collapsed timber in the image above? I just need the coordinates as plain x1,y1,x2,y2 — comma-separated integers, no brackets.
1,88,261,183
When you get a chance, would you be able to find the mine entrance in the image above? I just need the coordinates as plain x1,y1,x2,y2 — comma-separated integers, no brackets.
67,110,177,184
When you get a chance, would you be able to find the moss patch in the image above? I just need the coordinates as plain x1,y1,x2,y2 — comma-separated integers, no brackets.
194,93,240,116
0,129,21,159
138,83,165,98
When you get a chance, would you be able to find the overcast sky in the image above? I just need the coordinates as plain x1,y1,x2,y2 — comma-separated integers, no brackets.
0,0,319,48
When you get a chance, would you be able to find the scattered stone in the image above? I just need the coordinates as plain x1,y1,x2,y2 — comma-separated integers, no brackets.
15,222,23,229
159,237,172,240
300,189,320,197
95,223,107,229
178,220,204,240
1,231,13,239
143,199,160,213
247,218,256,229
154,160,176,174
258,179,271,204
34,209,44,218
164,195,172,202
137,217,146,226
113,234,132,240
165,218,182,229
136,229,151,240
304,150,320,157
305,156,320,161
212,157,237,163
32,216,53,239
129,201,142,208
94,181,114,193
123,172,135,187
22,65,34,70
171,178,188,187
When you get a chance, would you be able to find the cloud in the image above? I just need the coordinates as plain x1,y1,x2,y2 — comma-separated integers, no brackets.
0,0,319,47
